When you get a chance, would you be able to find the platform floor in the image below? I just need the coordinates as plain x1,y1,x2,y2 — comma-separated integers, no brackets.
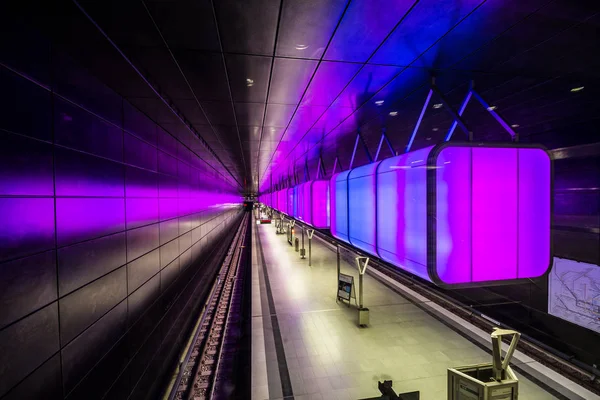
251,222,557,400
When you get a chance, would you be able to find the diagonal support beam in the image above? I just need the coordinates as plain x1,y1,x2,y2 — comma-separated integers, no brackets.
332,156,342,176
445,90,472,141
374,128,395,161
349,131,372,169
316,154,326,179
470,89,518,141
431,85,473,141
304,158,310,182
405,88,433,153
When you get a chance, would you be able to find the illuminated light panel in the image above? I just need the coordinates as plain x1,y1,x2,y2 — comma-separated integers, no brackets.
311,180,330,229
348,162,379,255
278,189,287,214
301,182,311,223
376,146,432,281
288,188,294,216
330,171,350,243
431,144,551,285
332,143,552,287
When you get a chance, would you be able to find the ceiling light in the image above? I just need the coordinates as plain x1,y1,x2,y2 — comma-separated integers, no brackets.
511,124,519,128
487,106,497,111
426,137,432,140
375,100,384,106
432,128,439,132
433,103,443,109
389,111,398,116
295,44,309,50
246,78,254,87
570,86,584,92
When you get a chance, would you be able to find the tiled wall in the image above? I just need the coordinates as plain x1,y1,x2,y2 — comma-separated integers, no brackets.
0,48,242,398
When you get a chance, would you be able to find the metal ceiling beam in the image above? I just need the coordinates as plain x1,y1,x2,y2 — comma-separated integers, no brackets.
431,83,473,141
405,88,433,153
445,89,472,141
374,127,395,161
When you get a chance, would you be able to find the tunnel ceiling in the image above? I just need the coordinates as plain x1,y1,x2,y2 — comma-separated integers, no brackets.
36,0,600,194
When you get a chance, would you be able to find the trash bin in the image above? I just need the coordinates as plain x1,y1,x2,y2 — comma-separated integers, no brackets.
294,237,299,252
447,328,520,399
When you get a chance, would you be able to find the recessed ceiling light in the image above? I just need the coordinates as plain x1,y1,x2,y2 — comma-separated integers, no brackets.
433,103,443,109
426,137,432,140
570,86,584,92
295,44,309,50
432,128,438,132
511,124,519,128
487,105,497,111
246,78,254,87
389,111,398,116
375,100,384,106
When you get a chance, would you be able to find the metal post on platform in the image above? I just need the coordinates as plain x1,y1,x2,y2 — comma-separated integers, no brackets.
300,226,306,259
307,229,314,266
356,257,370,327
336,245,340,278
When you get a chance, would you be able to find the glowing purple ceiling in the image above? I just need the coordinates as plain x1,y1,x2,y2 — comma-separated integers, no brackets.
16,0,599,194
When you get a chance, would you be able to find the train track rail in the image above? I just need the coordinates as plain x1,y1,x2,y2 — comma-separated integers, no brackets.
167,214,249,400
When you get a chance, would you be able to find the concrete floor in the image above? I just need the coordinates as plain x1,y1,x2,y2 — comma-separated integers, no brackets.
251,222,557,400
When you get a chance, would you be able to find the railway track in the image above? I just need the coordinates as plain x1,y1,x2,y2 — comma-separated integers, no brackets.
168,214,248,400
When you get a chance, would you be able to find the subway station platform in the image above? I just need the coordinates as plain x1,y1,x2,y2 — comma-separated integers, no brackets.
250,222,560,400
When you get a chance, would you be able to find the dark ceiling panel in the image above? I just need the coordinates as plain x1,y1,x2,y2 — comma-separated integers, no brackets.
78,0,162,47
371,0,485,66
225,54,272,103
234,103,265,126
264,104,296,128
268,58,318,104
260,127,286,143
415,0,548,70
145,0,220,51
238,126,262,142
334,64,403,109
201,101,236,126
171,99,209,125
325,0,417,62
174,51,230,102
214,0,280,55
128,47,194,100
276,0,348,58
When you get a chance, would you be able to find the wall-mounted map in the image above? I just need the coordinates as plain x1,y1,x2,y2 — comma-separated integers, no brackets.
548,257,600,333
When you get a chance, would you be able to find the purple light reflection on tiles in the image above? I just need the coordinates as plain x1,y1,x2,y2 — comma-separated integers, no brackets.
126,198,159,229
0,198,55,261
56,198,125,247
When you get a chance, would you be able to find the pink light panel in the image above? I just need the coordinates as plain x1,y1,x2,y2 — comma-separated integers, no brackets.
330,143,552,287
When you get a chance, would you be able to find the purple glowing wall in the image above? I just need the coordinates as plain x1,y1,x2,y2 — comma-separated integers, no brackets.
0,57,242,398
